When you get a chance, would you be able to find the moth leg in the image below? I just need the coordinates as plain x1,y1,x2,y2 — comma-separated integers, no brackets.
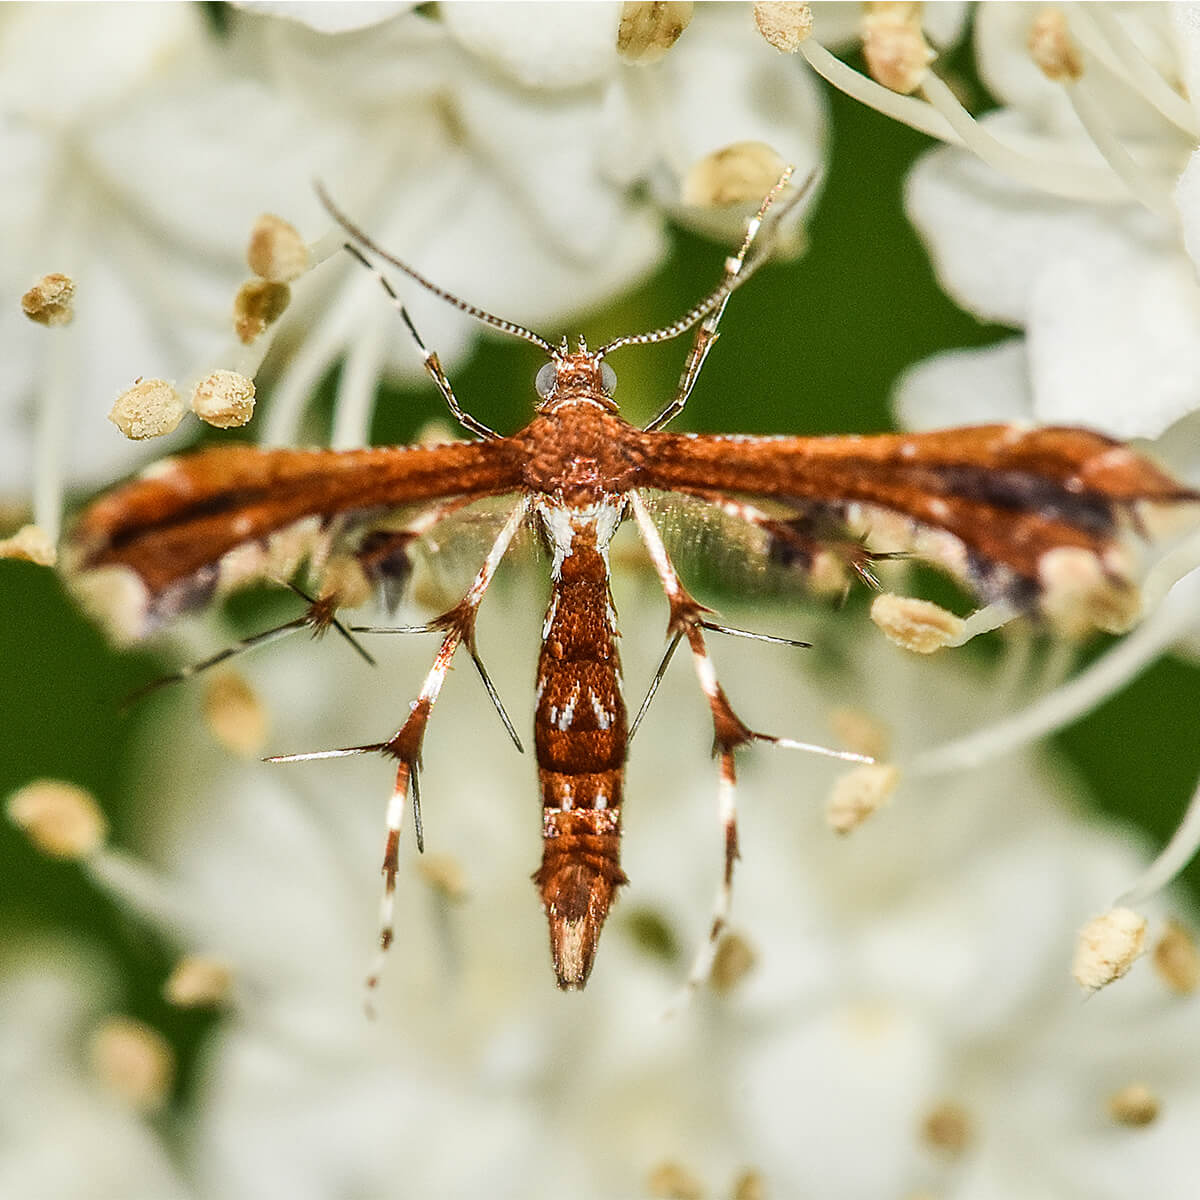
340,243,498,441
629,491,754,996
364,497,529,1001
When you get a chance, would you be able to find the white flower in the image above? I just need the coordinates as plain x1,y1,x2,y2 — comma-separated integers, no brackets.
229,2,827,447
52,574,1200,1199
903,3,1200,442
0,946,188,1200
4,2,827,542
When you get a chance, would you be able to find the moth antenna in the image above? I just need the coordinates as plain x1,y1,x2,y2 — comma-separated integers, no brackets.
628,629,685,745
337,241,499,441
467,644,525,754
316,182,556,355
596,166,818,360
119,614,310,709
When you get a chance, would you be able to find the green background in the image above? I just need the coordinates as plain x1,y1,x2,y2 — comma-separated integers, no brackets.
3,51,1198,1096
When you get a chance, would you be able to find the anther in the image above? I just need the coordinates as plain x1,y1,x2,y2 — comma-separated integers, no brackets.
164,955,234,1007
826,763,899,834
246,213,310,283
21,272,76,326
1152,919,1200,995
646,1160,705,1200
1108,1082,1161,1127
1028,7,1083,83
617,1,693,65
233,279,291,345
920,1099,973,1156
202,670,269,758
753,2,812,53
89,1016,174,1113
191,370,256,429
1072,907,1147,991
862,1,934,95
682,141,791,209
6,779,108,859
870,593,964,653
108,378,185,440
0,524,56,566
710,931,757,992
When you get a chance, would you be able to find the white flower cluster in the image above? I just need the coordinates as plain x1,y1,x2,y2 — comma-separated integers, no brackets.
4,1,823,540
7,3,1200,1199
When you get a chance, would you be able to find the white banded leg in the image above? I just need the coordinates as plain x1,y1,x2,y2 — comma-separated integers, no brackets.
629,491,753,997
364,496,527,1004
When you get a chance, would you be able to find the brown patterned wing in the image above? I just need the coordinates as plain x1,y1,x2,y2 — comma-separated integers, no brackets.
637,424,1199,624
66,439,524,641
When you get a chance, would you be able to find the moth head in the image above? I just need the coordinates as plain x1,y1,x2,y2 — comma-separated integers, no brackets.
534,350,618,411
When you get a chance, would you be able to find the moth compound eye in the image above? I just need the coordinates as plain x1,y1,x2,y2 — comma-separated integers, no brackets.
600,362,617,394
535,362,558,398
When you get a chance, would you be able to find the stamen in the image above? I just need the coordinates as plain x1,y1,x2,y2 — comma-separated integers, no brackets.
6,779,107,859
1028,10,1177,220
1038,546,1141,636
88,1016,174,1113
330,315,385,450
191,369,256,429
870,592,964,653
918,70,1131,203
34,322,73,542
233,279,291,345
1151,919,1200,995
0,524,56,566
799,37,961,143
84,847,200,935
753,2,812,54
828,705,891,761
861,1,935,95
1108,1082,1160,1127
943,599,1021,646
1028,7,1083,82
1066,2,1199,137
259,301,348,446
709,931,757,993
21,272,75,326
202,670,269,758
108,378,185,441
417,853,469,902
1116,768,1200,909
646,1161,705,1200
616,1,692,65
681,141,790,208
164,955,234,1008
920,1099,973,1156
911,566,1200,777
732,1170,766,1200
1072,907,1147,992
826,762,899,834
1063,81,1178,221
246,213,310,283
